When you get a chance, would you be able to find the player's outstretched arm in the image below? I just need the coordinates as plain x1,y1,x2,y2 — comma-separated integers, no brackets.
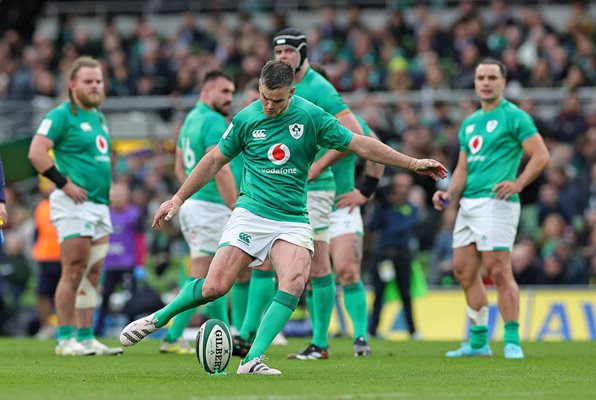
308,111,364,180
347,134,448,181
152,146,231,228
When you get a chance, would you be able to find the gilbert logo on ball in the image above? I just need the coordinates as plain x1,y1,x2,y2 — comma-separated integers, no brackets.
196,319,232,375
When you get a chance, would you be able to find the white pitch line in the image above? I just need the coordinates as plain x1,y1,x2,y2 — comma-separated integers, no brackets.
192,391,546,400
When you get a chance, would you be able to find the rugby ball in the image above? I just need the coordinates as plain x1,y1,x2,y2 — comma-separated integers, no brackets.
196,319,232,374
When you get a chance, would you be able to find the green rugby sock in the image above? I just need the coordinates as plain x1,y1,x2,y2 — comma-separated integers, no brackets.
504,321,520,346
57,325,74,341
154,278,206,328
231,281,249,330
206,295,230,326
239,269,276,342
76,327,94,341
165,278,197,342
243,291,299,362
164,307,196,342
311,274,336,349
343,281,368,341
470,325,489,349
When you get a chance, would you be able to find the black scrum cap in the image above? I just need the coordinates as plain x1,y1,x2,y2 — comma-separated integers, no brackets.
273,28,308,71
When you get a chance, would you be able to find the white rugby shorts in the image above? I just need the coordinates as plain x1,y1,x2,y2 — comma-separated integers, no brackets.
219,207,314,267
453,197,520,251
307,190,335,243
179,199,231,258
329,206,364,240
50,190,113,243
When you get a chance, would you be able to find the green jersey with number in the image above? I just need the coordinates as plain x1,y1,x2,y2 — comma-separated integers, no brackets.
35,101,111,204
295,67,352,192
177,102,243,205
331,114,372,208
459,98,538,202
218,96,353,224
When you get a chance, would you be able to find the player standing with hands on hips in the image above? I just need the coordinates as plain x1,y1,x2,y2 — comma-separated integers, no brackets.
121,60,447,375
28,56,122,356
432,59,549,359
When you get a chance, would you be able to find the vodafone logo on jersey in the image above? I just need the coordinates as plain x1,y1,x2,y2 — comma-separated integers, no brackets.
96,135,109,154
469,135,483,155
268,143,290,165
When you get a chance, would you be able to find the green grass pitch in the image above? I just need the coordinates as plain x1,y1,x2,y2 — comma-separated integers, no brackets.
1,338,594,400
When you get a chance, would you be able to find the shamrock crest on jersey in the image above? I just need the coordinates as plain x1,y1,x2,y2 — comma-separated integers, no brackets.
486,120,498,133
289,123,304,139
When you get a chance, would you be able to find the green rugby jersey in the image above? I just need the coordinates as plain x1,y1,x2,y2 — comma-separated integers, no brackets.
458,98,538,202
331,114,372,209
35,101,111,204
177,102,243,205
218,96,353,224
295,67,352,192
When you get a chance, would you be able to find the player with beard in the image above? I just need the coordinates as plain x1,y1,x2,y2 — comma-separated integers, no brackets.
159,70,242,354
28,56,122,356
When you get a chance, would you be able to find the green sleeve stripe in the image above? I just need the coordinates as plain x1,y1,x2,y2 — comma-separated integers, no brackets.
217,242,230,249
63,233,82,241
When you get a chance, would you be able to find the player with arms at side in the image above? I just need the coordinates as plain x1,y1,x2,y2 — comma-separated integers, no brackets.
310,62,384,356
28,56,122,356
432,59,549,359
120,61,446,375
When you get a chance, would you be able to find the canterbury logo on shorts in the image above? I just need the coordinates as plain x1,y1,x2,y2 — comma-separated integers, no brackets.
238,232,252,245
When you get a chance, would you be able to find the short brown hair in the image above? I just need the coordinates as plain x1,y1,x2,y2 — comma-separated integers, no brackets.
477,58,507,79
260,60,294,90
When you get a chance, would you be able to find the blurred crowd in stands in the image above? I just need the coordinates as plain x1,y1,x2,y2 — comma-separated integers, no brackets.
0,2,594,335
0,1,595,100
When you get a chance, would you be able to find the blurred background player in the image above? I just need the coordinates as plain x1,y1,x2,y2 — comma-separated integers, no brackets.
368,172,418,339
159,70,241,354
311,62,383,356
94,181,146,337
432,59,549,359
28,56,122,356
0,156,6,243
228,78,259,339
32,176,61,340
274,29,382,359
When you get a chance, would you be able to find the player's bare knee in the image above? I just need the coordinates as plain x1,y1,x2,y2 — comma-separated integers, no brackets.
490,265,509,286
281,274,307,296
337,267,359,285
454,269,478,290
64,268,84,286
202,282,228,300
